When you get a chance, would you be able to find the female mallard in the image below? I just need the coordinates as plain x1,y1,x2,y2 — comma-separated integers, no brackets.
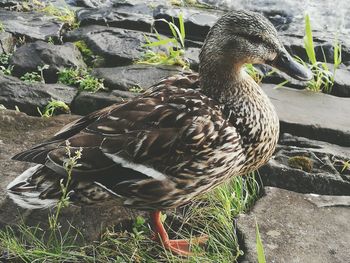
8,10,311,255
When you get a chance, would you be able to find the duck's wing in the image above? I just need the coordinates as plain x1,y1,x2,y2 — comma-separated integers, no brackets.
10,73,239,208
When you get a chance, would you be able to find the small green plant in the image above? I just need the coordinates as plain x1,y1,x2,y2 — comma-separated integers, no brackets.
138,13,189,69
129,85,144,93
300,13,342,93
20,71,41,83
74,40,96,65
255,220,267,263
0,65,13,75
0,53,11,66
58,68,105,92
0,22,4,32
20,64,49,83
0,104,6,110
48,141,82,230
341,160,350,173
37,99,70,118
47,36,54,44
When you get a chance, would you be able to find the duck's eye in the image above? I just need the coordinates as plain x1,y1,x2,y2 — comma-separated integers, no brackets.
249,35,264,43
237,33,264,44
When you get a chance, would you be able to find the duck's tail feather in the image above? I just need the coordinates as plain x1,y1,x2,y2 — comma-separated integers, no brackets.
7,165,59,209
7,165,123,210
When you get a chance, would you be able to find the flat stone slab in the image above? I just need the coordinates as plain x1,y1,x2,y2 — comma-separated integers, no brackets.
0,9,65,41
237,187,350,263
77,3,154,32
262,84,350,146
260,133,350,195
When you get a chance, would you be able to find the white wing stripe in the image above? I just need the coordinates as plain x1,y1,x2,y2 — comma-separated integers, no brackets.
105,153,167,180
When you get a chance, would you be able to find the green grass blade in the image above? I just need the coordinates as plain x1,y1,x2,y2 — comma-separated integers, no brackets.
304,13,317,64
255,220,266,263
143,37,176,47
178,13,186,47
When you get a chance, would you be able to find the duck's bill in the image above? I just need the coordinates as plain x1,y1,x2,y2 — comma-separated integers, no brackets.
270,50,313,81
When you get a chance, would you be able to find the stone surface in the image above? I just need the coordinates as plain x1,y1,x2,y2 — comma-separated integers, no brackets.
262,84,350,146
0,9,65,41
0,109,144,242
74,0,113,8
71,90,127,115
65,25,165,67
153,5,222,42
0,74,77,116
237,187,350,263
76,3,154,32
0,31,14,55
91,64,181,91
260,133,350,195
10,41,86,83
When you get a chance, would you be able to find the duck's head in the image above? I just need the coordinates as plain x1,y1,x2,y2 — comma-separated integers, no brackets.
200,10,312,81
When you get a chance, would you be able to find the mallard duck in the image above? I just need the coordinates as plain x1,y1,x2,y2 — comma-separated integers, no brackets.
7,10,311,255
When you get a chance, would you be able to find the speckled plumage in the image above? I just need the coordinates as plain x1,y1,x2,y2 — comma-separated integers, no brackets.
8,11,288,211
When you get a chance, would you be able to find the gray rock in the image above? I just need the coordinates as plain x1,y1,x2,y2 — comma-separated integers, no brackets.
262,84,350,146
305,194,350,207
74,0,113,8
0,74,77,116
153,5,222,42
0,31,14,55
259,133,350,195
185,47,200,70
9,41,86,83
76,3,154,32
71,91,127,115
65,25,165,67
331,67,350,97
237,187,350,263
0,9,65,41
0,109,144,242
91,64,181,91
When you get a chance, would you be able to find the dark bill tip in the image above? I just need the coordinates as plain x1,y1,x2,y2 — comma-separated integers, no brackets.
270,50,313,81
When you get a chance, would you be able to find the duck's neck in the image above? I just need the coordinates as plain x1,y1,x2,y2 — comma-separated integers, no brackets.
199,54,280,171
199,55,252,104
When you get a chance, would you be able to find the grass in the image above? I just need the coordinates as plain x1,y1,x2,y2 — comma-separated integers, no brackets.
19,1,78,30
298,13,342,93
255,220,266,263
137,13,189,69
74,41,96,66
0,172,261,262
341,160,350,173
244,64,264,84
58,68,105,92
37,99,70,118
0,22,4,32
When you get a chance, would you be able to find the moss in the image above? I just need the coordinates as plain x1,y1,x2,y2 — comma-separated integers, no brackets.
288,156,313,173
73,41,103,67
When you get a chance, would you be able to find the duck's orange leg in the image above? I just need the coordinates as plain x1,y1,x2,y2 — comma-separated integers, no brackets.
150,211,208,256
